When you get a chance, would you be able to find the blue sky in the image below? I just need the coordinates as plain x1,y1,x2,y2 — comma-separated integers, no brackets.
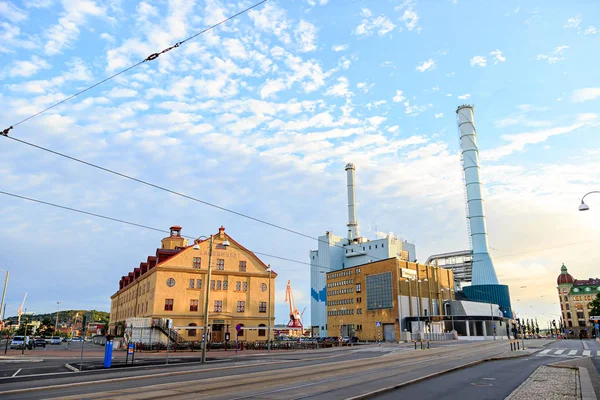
1,0,599,326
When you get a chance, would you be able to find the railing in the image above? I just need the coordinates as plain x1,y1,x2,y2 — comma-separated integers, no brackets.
152,318,185,343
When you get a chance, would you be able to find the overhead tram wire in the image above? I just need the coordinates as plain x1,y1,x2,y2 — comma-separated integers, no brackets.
2,189,598,273
0,0,268,137
0,189,333,271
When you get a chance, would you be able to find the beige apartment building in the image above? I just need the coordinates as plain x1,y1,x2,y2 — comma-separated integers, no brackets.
109,225,276,343
557,264,600,338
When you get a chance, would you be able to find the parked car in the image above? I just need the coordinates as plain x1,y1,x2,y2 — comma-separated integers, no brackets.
34,338,47,348
50,336,62,345
10,336,30,349
72,337,83,341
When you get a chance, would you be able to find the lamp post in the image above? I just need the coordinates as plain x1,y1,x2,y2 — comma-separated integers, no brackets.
578,191,600,211
441,287,455,332
0,270,8,322
55,302,61,335
266,264,272,352
194,233,230,364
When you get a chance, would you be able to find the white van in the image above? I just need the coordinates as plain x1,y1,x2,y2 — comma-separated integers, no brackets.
10,335,30,349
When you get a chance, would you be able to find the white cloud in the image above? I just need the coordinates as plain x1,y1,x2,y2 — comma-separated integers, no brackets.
490,49,506,64
355,9,396,37
458,94,471,100
401,9,419,31
404,100,431,116
387,125,399,134
24,0,53,8
470,55,487,67
584,26,598,35
368,116,386,126
357,82,374,93
332,44,348,52
306,0,328,6
44,0,105,55
571,88,600,103
435,113,444,119
415,59,435,72
295,20,317,53
107,88,138,98
248,3,291,44
338,56,351,70
223,38,248,59
536,45,569,64
8,55,51,77
392,90,405,103
0,1,27,21
380,61,395,68
564,16,581,29
325,77,352,97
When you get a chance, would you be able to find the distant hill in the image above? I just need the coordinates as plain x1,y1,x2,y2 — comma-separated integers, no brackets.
5,310,109,325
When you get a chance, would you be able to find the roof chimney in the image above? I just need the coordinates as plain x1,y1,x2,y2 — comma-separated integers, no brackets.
345,163,360,241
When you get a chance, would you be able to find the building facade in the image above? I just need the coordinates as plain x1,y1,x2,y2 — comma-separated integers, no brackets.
557,264,600,338
310,163,416,337
325,258,454,342
109,226,276,343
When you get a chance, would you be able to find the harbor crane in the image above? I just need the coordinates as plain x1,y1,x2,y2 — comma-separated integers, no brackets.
17,292,27,327
285,280,303,329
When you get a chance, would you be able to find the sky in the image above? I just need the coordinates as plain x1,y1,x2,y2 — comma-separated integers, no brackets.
0,0,599,328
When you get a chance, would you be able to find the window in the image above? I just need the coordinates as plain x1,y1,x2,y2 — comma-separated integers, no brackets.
189,279,195,289
211,280,215,290
239,261,247,272
196,279,202,289
166,278,176,287
188,323,197,337
238,324,244,337
243,281,248,291
217,280,222,290
366,272,393,310
567,312,572,319
193,257,201,269
190,299,199,312
356,283,361,293
147,281,151,291
214,300,222,312
236,281,241,291
565,304,570,310
355,268,360,274
382,243,384,248
258,324,266,337
145,301,148,313
568,320,573,327
564,296,568,301
259,301,267,313
164,299,173,311
216,259,225,270
223,280,228,290
237,301,245,312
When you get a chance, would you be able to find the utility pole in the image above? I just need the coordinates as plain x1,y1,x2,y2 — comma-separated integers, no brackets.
267,265,272,352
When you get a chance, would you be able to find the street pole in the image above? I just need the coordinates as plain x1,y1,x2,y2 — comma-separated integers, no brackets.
55,302,61,336
201,234,214,364
417,279,422,338
267,265,272,353
0,270,8,321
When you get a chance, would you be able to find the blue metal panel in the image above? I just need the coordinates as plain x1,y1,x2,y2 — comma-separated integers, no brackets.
463,284,513,319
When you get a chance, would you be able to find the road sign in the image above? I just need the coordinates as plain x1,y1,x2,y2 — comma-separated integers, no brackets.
492,324,495,329
376,321,381,327
127,343,134,355
236,324,242,331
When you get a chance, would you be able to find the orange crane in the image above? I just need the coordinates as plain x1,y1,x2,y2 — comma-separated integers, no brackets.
285,280,303,329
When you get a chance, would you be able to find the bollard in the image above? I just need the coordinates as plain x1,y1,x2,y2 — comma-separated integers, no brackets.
427,340,430,349
414,340,417,350
517,341,520,350
510,341,513,351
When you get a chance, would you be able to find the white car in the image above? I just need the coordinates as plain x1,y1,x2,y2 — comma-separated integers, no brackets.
50,336,62,345
10,336,30,349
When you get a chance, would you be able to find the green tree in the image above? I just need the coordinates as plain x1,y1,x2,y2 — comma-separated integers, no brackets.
590,293,600,317
36,318,54,337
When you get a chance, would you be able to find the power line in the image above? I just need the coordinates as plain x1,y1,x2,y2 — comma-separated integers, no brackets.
0,189,331,271
0,0,268,137
2,135,390,264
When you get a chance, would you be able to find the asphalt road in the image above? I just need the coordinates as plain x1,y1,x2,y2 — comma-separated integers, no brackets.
374,354,552,400
0,341,520,399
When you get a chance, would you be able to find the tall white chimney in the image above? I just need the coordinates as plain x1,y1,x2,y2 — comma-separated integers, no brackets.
456,105,499,285
345,163,360,241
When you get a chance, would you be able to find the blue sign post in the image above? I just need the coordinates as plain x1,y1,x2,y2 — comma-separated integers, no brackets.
103,338,113,368
376,322,381,346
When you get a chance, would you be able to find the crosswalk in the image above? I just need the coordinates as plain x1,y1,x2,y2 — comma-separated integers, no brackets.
537,348,600,358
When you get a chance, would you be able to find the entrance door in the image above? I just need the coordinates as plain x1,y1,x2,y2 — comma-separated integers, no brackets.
383,324,396,342
212,324,224,342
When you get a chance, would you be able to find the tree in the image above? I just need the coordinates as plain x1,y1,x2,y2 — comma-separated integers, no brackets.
590,293,600,317
36,318,54,337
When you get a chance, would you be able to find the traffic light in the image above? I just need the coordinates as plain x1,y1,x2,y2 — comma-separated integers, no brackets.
82,314,88,334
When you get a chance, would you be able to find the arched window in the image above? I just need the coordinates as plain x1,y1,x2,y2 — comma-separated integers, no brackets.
238,324,245,337
188,323,197,337
258,324,266,337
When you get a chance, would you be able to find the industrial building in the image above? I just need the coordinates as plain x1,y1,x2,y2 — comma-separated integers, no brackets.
108,225,276,344
557,264,600,338
310,163,416,337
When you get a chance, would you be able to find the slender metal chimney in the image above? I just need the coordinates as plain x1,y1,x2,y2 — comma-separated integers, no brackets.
345,163,359,241
456,105,499,285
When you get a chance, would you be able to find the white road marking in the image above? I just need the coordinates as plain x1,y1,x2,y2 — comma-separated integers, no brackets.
539,349,551,355
597,351,600,357
12,369,21,377
554,349,565,355
582,350,591,356
568,350,578,356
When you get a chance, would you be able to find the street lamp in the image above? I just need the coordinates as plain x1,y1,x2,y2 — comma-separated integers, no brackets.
266,264,272,352
579,191,600,211
55,302,61,335
0,270,8,322
194,233,230,364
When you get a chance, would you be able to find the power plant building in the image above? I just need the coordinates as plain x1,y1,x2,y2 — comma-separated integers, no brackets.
310,163,416,337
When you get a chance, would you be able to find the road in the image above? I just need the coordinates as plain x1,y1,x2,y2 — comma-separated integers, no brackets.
0,341,529,400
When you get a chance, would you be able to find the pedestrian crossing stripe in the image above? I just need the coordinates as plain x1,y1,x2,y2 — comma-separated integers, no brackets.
582,350,591,356
536,348,598,358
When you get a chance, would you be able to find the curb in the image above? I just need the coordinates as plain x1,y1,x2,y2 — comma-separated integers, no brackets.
347,350,535,400
0,359,43,364
579,367,597,400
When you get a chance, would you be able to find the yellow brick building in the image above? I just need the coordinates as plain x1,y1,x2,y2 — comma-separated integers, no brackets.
557,264,600,338
109,226,276,343
326,258,454,342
